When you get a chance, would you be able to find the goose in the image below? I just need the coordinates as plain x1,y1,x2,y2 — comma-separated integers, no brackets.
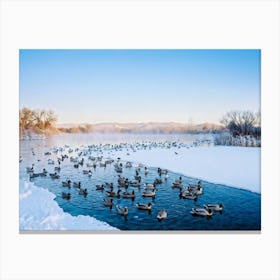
116,205,128,216
79,188,88,196
190,208,213,217
142,190,156,198
103,198,114,207
122,190,135,199
136,202,152,210
204,204,224,212
30,173,40,179
172,182,183,188
62,180,71,187
157,210,167,221
154,178,163,185
188,185,203,195
130,180,141,187
49,172,60,179
26,164,34,173
62,192,71,200
106,189,121,198
180,192,197,201
175,176,183,184
96,184,105,191
73,181,81,188
144,183,156,191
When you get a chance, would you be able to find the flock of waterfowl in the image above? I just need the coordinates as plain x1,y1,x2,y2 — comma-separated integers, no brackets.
21,139,224,226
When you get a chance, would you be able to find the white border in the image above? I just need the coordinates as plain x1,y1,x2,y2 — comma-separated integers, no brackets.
1,0,279,279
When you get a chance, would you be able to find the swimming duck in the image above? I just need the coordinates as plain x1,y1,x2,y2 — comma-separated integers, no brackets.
103,198,114,207
96,184,105,191
79,188,88,196
26,164,34,173
116,205,128,216
106,189,121,198
73,181,81,188
130,180,141,187
54,166,61,171
190,208,213,217
157,210,167,221
49,172,60,179
136,202,152,210
172,182,183,188
142,190,156,198
188,185,203,195
122,190,135,199
62,192,71,200
154,178,163,185
204,204,224,212
179,191,197,201
144,183,156,191
62,180,71,187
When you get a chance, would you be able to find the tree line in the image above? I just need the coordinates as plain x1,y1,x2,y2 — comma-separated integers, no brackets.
19,108,58,135
221,110,261,137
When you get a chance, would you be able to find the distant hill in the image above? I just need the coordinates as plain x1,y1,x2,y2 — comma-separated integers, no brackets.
56,122,224,134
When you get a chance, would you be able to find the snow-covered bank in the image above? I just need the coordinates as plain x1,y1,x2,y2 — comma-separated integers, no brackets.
109,146,260,193
19,180,118,231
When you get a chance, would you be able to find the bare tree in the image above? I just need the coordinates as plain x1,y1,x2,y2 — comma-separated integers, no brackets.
221,110,260,137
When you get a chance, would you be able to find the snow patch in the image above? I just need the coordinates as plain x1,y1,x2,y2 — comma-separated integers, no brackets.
19,180,118,231
106,146,260,193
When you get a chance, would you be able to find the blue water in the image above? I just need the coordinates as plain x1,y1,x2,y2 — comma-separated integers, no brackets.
19,133,261,231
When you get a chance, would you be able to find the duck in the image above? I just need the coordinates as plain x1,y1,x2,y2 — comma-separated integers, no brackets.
83,169,92,174
204,204,224,212
130,180,141,187
79,188,88,196
172,182,183,188
136,202,152,210
116,205,128,216
49,172,60,179
73,181,81,188
62,180,71,187
54,166,61,171
142,190,156,198
62,192,71,200
48,159,55,165
125,162,132,168
103,198,114,207
190,208,213,217
179,191,197,201
154,178,163,185
26,164,34,173
157,210,167,221
144,167,149,174
188,185,203,195
122,190,135,199
106,189,121,198
144,183,156,191
96,184,105,191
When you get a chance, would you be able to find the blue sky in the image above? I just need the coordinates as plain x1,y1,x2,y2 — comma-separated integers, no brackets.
19,49,260,124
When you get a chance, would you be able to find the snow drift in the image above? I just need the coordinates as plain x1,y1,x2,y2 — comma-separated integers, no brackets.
19,180,118,231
